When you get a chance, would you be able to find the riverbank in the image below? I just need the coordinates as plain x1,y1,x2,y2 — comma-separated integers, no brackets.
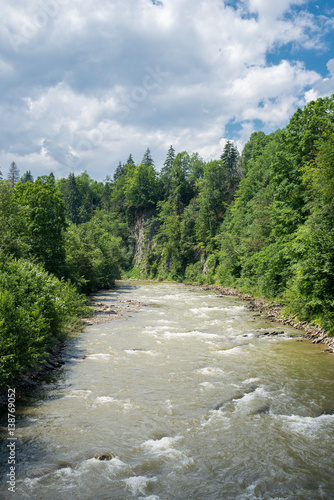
186,282,334,354
0,291,147,410
82,296,146,325
1,279,332,410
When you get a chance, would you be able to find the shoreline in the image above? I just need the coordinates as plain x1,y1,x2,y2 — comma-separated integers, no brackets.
186,282,334,354
0,292,146,410
1,279,332,409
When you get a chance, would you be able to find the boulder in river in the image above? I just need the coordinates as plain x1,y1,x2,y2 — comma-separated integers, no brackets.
94,452,115,461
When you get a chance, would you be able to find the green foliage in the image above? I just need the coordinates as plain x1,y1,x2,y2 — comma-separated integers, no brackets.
2,94,334,391
142,147,154,167
213,96,334,334
124,163,160,216
0,180,29,258
14,180,67,277
0,254,90,387
65,215,125,293
20,170,34,183
185,261,204,283
195,152,240,250
58,172,104,224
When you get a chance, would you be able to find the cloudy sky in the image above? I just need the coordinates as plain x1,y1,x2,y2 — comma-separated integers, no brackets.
1,0,334,181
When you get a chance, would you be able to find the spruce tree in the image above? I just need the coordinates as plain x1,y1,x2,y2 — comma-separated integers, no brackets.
113,161,124,182
142,147,154,167
20,170,34,183
163,145,175,172
125,154,135,165
65,173,80,224
7,161,20,187
220,141,240,172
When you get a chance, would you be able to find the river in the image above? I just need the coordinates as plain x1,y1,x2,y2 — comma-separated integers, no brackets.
1,280,334,499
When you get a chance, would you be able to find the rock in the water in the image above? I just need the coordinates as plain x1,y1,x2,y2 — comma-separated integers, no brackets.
94,452,115,461
253,405,271,415
320,408,334,416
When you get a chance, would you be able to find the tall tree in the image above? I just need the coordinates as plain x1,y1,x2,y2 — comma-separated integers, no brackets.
37,172,56,187
142,147,154,167
160,146,176,195
113,161,124,182
220,141,241,196
61,173,80,224
124,163,159,215
7,162,20,187
163,145,175,171
14,180,67,277
20,170,34,183
125,154,135,166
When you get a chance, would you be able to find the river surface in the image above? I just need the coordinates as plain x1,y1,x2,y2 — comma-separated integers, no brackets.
1,280,334,499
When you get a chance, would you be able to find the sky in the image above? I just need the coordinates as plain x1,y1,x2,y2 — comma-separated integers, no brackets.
0,0,334,181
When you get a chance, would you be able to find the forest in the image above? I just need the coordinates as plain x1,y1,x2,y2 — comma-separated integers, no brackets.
1,94,334,388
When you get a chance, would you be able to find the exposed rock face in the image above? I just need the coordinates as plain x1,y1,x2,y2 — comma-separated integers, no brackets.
131,212,158,269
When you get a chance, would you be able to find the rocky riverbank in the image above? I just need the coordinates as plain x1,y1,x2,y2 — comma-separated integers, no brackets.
187,283,334,354
0,340,66,409
82,297,146,325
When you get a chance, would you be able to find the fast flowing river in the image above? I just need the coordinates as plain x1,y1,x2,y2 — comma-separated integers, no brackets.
1,280,334,500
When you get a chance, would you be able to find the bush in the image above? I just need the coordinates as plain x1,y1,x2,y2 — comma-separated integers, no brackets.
65,217,125,293
0,254,90,387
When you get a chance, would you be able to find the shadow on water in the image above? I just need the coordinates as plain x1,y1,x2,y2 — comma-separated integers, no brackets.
0,326,94,487
0,282,140,492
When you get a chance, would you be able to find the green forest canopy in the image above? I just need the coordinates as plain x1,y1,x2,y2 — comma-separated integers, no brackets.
1,95,334,387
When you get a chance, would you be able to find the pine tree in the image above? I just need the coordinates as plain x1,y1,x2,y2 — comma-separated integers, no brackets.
125,154,135,166
163,145,175,172
220,141,240,172
64,173,80,224
113,161,124,182
142,147,154,167
7,162,20,187
20,170,34,183
221,141,241,193
160,145,176,198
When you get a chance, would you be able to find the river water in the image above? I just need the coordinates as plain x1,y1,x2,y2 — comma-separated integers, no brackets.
1,280,334,499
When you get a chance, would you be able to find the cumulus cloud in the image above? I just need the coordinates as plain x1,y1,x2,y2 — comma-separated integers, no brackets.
0,0,333,179
305,58,334,102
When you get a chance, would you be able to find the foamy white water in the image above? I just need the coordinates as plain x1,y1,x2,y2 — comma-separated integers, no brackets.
1,280,334,499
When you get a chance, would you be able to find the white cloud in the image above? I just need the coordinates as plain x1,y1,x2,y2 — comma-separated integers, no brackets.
305,58,334,102
0,0,333,179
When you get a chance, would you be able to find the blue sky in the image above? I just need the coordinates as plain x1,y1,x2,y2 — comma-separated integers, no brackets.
0,0,334,181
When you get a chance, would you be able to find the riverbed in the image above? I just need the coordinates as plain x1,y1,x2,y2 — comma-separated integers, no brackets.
1,280,334,499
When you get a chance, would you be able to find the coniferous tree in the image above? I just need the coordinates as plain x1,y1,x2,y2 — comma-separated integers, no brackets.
64,173,80,224
7,162,20,187
20,170,34,183
126,154,135,166
37,172,55,187
114,161,124,182
160,145,176,198
142,147,154,167
221,141,241,194
163,145,175,171
221,141,240,172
